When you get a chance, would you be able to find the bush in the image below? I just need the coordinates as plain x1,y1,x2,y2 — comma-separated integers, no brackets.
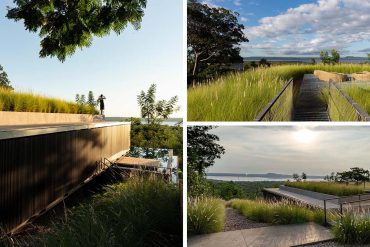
188,170,213,197
211,181,245,200
332,212,370,244
32,176,181,247
230,199,325,225
285,181,364,196
187,197,225,235
0,88,98,114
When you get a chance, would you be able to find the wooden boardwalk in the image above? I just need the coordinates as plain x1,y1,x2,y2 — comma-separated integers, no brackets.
293,74,330,121
188,223,333,247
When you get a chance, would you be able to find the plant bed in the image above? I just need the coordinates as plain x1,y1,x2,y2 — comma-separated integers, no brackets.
285,182,364,197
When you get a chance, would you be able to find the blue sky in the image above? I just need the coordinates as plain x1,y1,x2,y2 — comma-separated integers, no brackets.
207,126,370,176
203,0,370,57
0,0,183,117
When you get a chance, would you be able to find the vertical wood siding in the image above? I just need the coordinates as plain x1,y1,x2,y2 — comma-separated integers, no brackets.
0,124,130,232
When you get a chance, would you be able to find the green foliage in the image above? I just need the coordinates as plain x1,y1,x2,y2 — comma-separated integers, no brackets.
187,126,225,174
232,181,284,199
285,181,364,196
342,85,370,115
188,63,370,121
187,197,225,235
0,88,98,114
231,199,325,225
7,0,147,62
188,169,213,197
137,84,179,125
0,65,13,90
34,176,181,247
187,0,248,80
211,181,245,200
87,91,96,107
320,49,340,64
332,212,370,244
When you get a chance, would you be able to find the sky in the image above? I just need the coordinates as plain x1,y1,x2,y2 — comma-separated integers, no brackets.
0,0,183,117
206,125,370,176
202,0,370,57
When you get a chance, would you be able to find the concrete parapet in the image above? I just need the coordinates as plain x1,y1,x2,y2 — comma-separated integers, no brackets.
314,70,349,82
0,111,102,126
352,71,370,81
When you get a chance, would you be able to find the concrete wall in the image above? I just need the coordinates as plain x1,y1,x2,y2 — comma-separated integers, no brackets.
352,71,370,81
280,185,338,200
314,70,349,82
0,111,103,126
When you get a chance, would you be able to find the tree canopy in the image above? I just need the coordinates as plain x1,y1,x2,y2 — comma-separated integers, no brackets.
187,126,225,174
320,49,340,64
0,65,13,90
187,0,248,80
137,84,179,125
6,0,147,62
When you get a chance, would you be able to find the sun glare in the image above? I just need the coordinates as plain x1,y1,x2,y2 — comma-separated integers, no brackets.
292,129,316,144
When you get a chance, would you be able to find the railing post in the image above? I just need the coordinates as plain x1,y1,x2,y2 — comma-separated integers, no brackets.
340,203,343,215
359,194,361,211
324,199,327,225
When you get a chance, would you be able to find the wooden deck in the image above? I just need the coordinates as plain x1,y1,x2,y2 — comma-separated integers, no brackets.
293,74,330,121
188,223,333,247
115,156,161,168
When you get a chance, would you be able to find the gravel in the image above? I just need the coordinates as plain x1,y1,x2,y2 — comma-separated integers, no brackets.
223,207,270,232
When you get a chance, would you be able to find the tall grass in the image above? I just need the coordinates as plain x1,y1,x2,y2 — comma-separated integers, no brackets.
0,88,98,114
285,181,364,196
8,176,182,247
230,199,325,225
332,212,370,244
342,85,370,115
187,197,225,235
188,64,370,121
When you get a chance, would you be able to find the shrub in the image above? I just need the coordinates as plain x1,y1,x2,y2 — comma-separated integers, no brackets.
285,181,364,196
32,176,181,247
187,197,225,235
230,199,325,225
332,212,370,244
211,181,245,200
0,88,98,114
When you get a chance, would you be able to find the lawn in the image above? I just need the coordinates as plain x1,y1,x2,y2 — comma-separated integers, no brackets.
285,181,364,196
0,88,98,114
2,176,182,247
188,64,370,121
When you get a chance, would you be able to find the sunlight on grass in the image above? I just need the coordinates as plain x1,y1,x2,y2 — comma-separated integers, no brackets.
285,181,364,196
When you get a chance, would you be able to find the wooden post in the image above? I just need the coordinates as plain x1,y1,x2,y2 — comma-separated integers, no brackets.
324,200,327,225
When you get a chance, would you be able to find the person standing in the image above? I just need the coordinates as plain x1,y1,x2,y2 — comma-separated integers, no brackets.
97,94,106,116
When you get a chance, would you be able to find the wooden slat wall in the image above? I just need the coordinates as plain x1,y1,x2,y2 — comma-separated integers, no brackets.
0,124,130,232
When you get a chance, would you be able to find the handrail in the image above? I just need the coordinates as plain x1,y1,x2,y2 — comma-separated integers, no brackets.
255,78,294,121
329,81,370,121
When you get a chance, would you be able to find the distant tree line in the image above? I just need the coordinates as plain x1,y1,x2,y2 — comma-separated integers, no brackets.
75,91,96,107
0,65,13,90
324,167,370,184
320,49,340,64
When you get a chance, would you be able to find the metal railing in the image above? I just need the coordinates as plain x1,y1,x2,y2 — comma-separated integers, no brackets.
255,78,294,121
328,81,370,121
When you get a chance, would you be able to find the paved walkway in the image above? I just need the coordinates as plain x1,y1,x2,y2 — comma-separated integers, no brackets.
293,74,329,121
188,223,334,247
264,188,339,210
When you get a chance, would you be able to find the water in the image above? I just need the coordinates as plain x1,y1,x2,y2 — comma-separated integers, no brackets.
207,176,324,182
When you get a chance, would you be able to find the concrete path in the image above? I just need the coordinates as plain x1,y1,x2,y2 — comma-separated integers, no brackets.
264,188,339,210
188,223,334,247
293,74,330,121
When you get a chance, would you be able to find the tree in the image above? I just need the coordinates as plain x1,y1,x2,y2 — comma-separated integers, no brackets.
337,167,370,184
320,49,340,64
368,53,370,62
80,94,86,105
137,84,179,125
187,0,248,79
301,172,307,181
87,91,96,107
250,61,258,68
310,58,316,65
258,58,271,67
7,0,147,62
187,126,225,174
292,173,300,182
75,94,80,103
0,65,13,90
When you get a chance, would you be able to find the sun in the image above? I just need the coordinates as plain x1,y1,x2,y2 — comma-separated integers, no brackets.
292,128,316,144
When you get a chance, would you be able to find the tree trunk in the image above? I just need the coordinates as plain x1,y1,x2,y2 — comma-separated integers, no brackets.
192,53,199,88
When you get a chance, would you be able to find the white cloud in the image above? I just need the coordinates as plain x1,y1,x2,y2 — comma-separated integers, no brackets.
245,0,370,56
240,17,248,22
234,0,242,6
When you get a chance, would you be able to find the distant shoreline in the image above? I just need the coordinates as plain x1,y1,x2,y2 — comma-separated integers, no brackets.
207,172,325,180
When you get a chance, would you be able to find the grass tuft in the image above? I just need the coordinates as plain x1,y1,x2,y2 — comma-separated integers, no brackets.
230,199,325,225
285,181,364,196
332,212,370,244
187,197,225,235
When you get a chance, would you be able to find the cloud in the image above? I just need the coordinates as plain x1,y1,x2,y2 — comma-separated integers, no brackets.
234,0,242,6
358,48,370,52
245,0,370,56
240,17,248,22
